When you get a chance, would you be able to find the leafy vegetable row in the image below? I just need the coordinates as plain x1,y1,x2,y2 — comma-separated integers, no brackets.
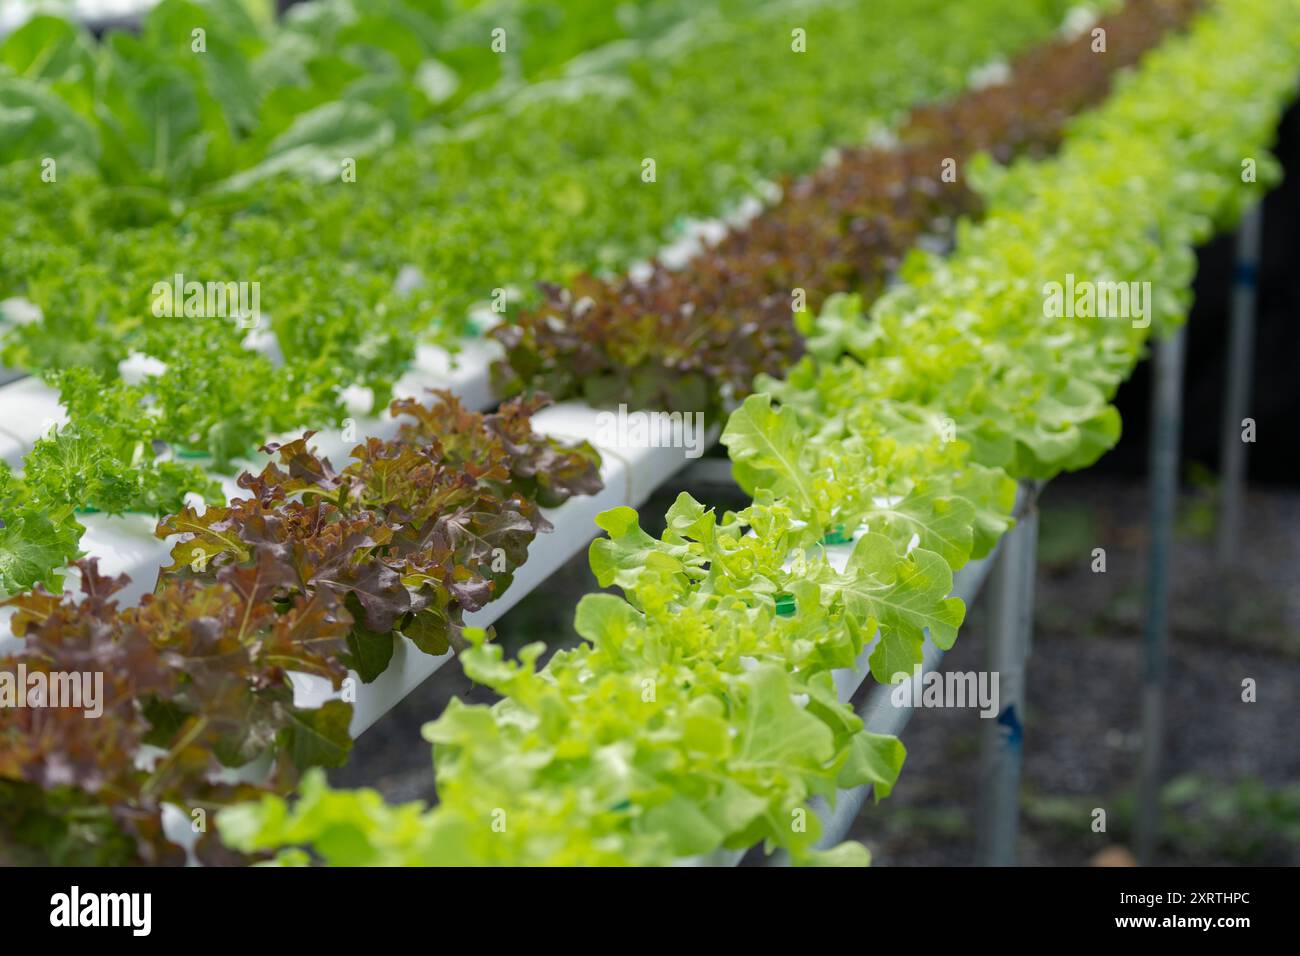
214,0,1300,865
0,0,1081,505
0,0,1107,598
490,0,1197,418
1,0,749,194
0,390,601,865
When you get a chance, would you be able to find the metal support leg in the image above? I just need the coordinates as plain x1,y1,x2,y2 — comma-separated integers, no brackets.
1136,327,1187,866
1217,205,1262,566
975,502,1038,866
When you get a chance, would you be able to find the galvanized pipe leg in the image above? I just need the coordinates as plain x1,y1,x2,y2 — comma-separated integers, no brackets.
1136,326,1187,865
975,502,1039,866
1217,205,1262,566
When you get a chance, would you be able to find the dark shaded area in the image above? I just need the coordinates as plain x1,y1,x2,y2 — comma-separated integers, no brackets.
852,474,1300,866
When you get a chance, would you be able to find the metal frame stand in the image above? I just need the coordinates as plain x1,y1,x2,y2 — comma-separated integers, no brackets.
1136,326,1187,865
1217,205,1262,566
975,501,1039,866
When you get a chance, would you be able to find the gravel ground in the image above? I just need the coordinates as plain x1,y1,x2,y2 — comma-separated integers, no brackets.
332,471,1300,866
853,473,1300,867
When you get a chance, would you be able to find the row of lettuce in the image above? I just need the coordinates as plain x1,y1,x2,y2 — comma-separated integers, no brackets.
210,0,1299,865
0,0,1087,597
0,0,1212,864
0,0,759,192
491,0,1195,417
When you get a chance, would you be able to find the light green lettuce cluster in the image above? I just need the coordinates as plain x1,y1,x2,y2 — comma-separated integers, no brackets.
217,0,1300,865
771,0,1295,481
